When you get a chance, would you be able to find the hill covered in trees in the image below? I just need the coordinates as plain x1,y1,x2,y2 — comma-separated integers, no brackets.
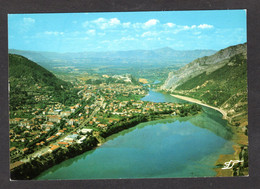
9,54,79,112
176,52,247,123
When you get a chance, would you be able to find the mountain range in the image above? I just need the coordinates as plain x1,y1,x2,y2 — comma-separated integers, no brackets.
9,48,216,69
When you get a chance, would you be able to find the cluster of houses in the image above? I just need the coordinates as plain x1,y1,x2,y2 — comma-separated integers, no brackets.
10,79,179,165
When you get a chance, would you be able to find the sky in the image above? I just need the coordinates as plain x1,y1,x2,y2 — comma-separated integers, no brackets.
8,10,247,53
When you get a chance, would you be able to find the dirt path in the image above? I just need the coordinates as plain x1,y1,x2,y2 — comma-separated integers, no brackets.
171,94,228,119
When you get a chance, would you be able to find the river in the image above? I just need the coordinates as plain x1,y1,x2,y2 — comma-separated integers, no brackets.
36,89,235,180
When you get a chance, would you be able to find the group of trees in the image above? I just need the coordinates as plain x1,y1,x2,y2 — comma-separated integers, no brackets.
233,146,248,176
177,104,202,117
53,88,80,106
99,103,202,138
100,114,148,138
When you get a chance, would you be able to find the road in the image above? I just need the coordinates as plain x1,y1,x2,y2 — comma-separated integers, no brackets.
79,94,104,129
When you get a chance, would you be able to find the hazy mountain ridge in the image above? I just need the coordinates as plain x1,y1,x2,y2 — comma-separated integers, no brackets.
9,48,216,69
161,43,247,90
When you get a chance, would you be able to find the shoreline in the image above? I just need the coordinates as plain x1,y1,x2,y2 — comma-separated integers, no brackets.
170,93,248,177
170,94,228,120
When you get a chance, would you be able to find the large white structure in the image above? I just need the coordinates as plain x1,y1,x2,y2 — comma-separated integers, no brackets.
80,128,93,134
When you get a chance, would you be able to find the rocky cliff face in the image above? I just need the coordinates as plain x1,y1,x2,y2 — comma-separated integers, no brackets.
161,43,247,90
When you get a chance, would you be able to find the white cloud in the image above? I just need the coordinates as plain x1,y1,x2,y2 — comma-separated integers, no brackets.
122,22,131,28
143,19,159,28
197,24,213,29
183,25,190,30
181,25,196,30
110,18,120,25
191,25,196,29
165,22,176,27
132,23,142,29
83,17,121,29
92,18,106,24
133,19,160,29
141,31,151,37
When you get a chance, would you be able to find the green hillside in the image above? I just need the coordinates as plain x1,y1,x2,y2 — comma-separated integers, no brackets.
9,54,68,88
9,54,79,111
174,52,247,124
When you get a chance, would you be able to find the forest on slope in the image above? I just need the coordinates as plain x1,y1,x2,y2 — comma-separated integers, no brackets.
9,54,79,112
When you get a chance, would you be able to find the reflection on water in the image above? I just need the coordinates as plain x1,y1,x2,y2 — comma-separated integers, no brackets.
142,90,233,140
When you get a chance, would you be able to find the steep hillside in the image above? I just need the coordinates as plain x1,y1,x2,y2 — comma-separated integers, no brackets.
174,52,247,124
9,54,68,88
161,43,247,90
161,43,247,125
9,54,78,111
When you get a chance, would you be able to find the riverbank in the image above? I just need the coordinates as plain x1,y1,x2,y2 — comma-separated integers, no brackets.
170,93,248,177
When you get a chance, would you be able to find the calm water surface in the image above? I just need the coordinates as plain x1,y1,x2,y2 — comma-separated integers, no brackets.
36,90,234,180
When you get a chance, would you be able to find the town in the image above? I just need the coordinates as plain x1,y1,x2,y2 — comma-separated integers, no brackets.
9,74,201,177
